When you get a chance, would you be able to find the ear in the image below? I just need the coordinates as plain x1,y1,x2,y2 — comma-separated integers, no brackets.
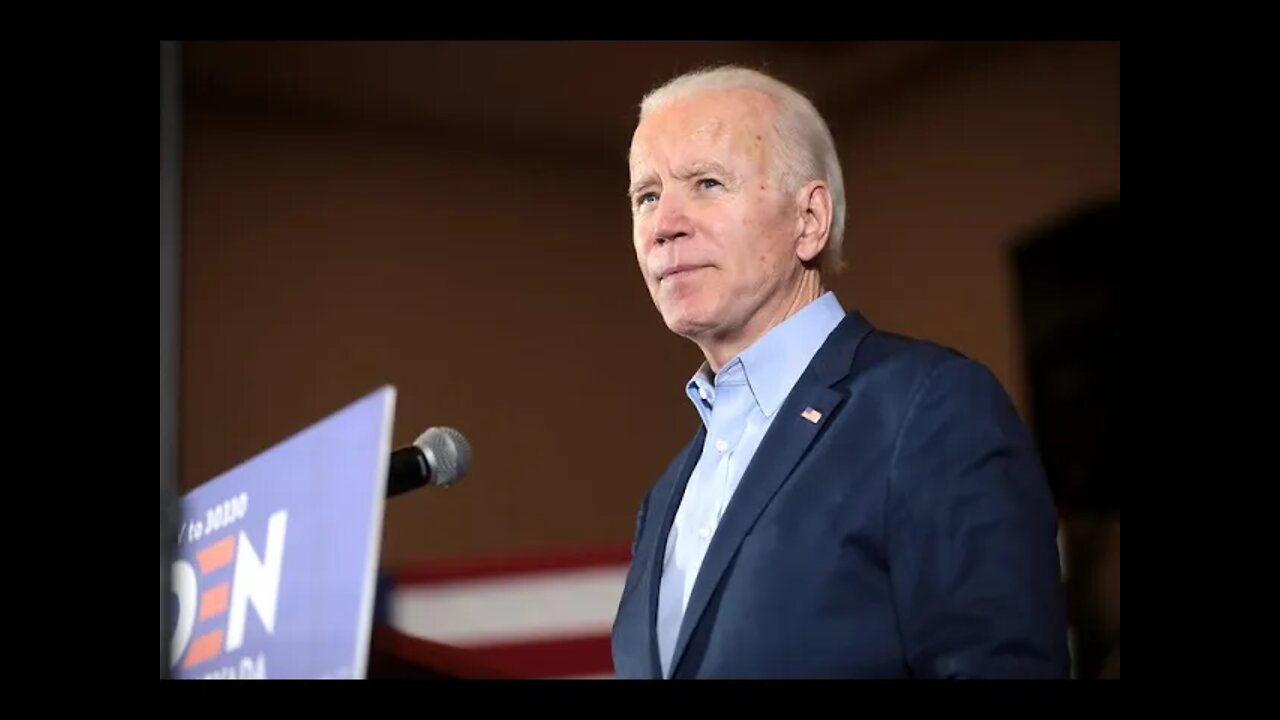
794,180,832,265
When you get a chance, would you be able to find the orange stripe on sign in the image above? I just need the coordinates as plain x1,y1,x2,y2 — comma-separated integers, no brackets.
197,536,236,574
199,583,230,620
182,629,224,669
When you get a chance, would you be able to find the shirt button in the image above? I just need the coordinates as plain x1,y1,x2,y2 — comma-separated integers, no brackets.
715,439,728,452
698,527,711,539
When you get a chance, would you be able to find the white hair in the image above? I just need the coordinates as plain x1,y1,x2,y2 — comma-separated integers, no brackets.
639,65,847,275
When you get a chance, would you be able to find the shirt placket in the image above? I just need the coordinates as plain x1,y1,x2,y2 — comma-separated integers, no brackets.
706,382,749,527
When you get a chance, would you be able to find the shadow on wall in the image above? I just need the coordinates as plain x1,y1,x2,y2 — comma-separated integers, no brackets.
1011,198,1120,679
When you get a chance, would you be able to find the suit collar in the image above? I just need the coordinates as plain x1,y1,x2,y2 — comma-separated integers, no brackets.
684,292,847,425
645,310,876,678
807,309,875,389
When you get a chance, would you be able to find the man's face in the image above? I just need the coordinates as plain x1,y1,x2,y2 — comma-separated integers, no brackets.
628,89,802,345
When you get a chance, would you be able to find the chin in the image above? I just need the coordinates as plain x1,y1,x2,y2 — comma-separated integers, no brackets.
664,315,708,339
658,295,720,339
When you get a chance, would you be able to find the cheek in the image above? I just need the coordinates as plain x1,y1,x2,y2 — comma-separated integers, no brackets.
701,204,786,276
632,223,650,261
750,211,793,270
726,221,776,272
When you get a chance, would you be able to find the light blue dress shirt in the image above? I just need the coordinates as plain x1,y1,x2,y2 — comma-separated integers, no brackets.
655,291,846,677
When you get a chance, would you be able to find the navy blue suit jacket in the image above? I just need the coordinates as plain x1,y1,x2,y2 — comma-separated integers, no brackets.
611,311,1069,679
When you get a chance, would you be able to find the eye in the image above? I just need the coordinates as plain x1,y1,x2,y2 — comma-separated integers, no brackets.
697,178,722,190
635,192,658,208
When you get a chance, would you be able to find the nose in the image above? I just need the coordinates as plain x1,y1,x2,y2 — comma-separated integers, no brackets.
651,194,693,247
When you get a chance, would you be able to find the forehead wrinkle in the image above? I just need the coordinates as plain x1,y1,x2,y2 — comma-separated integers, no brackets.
628,96,775,195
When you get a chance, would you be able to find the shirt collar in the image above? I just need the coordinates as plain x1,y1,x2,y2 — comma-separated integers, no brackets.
685,291,846,427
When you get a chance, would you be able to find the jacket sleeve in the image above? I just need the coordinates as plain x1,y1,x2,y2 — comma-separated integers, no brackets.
886,356,1070,679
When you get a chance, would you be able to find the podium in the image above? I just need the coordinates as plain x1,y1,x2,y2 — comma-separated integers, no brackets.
163,387,624,679
165,387,407,679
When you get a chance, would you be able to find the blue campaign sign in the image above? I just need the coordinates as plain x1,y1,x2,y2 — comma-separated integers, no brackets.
167,386,396,679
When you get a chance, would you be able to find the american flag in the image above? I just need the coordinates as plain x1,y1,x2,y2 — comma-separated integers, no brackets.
382,545,632,679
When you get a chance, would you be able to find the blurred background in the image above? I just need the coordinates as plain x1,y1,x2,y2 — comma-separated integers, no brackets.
161,40,1118,679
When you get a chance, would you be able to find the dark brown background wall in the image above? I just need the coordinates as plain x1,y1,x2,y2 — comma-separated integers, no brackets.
179,41,1119,570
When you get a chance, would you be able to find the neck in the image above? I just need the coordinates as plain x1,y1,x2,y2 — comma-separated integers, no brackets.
701,270,825,373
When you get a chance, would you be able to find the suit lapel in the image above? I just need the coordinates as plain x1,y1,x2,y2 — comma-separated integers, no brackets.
641,425,704,678
667,311,874,677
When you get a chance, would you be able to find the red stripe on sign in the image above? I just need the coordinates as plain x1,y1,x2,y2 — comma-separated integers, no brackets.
464,633,614,679
197,536,236,574
395,544,632,585
183,629,224,669
198,583,230,620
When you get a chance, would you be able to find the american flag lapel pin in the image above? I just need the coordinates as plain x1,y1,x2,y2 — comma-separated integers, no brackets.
801,407,822,424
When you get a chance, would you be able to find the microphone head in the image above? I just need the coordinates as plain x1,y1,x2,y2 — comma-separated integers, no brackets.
412,426,471,487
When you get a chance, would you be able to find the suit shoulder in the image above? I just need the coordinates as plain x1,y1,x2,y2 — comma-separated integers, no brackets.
853,327,971,383
839,326,1018,416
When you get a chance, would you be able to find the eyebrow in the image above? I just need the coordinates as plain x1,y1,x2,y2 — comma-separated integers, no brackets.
676,161,734,181
628,173,656,198
627,162,736,198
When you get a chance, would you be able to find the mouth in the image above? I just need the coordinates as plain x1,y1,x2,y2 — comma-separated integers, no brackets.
658,264,711,282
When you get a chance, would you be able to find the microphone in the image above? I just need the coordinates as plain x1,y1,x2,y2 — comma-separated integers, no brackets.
387,426,472,498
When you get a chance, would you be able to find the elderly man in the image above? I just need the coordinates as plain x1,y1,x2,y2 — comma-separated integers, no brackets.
610,65,1069,679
